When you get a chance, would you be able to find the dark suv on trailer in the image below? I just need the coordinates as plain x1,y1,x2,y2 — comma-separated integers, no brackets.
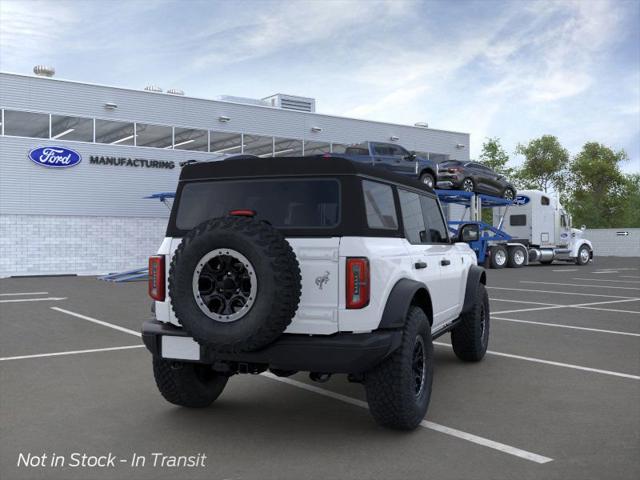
437,160,516,200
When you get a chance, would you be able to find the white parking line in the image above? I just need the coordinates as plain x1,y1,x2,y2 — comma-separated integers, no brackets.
261,372,553,464
592,271,619,274
0,345,144,361
521,281,640,291
493,316,640,337
51,307,141,337
492,298,640,315
552,269,578,272
572,278,640,284
491,298,558,306
574,306,640,315
488,286,637,299
0,292,49,296
621,276,640,279
0,297,67,303
434,342,640,380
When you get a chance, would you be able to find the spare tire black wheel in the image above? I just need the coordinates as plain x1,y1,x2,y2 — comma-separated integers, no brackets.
169,216,301,352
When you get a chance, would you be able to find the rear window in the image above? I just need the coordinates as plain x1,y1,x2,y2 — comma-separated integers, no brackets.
175,178,340,231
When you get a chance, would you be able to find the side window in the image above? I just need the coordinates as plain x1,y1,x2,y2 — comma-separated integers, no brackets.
390,145,409,158
398,190,426,244
510,214,527,226
419,195,450,243
362,180,398,230
541,196,550,206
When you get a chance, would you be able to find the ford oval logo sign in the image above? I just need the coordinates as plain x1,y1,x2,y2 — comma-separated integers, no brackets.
28,146,82,168
514,195,530,205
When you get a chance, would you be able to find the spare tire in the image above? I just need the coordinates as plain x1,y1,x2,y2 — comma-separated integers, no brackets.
169,216,301,352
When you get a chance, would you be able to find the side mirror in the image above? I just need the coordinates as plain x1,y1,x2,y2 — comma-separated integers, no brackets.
458,223,480,242
405,151,417,161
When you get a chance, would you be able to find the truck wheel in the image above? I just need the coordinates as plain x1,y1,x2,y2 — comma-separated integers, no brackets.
451,283,489,362
152,358,228,408
364,306,433,430
169,216,301,352
576,245,591,265
489,245,507,269
419,172,435,189
507,246,526,268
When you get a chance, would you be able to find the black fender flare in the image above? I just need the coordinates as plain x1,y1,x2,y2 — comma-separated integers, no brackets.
461,265,487,314
378,279,432,329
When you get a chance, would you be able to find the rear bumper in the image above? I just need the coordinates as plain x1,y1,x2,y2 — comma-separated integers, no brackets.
142,320,402,374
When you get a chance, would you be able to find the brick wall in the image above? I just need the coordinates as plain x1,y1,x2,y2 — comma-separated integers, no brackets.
0,214,168,277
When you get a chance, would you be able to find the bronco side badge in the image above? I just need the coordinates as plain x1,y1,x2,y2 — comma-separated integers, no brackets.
315,271,330,290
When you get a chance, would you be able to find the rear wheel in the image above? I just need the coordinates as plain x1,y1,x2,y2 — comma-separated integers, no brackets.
489,245,508,269
365,306,433,430
419,172,435,189
507,246,526,268
576,245,591,265
503,188,516,201
153,358,228,408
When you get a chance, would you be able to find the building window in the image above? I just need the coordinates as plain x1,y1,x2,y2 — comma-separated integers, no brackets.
304,140,331,156
273,137,303,156
3,110,49,138
331,143,348,154
135,123,173,149
95,119,135,145
243,134,273,157
174,127,208,151
362,180,398,230
210,131,243,155
51,115,93,142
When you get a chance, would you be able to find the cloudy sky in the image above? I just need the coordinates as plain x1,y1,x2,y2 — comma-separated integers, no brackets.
1,0,638,171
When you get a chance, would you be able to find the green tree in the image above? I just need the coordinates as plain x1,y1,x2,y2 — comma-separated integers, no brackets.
479,137,514,177
566,142,630,228
515,135,569,193
618,174,640,227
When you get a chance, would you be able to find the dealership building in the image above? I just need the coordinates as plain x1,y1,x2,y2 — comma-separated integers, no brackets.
0,69,470,277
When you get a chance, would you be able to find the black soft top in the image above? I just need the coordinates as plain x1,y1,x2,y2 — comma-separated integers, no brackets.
179,155,433,193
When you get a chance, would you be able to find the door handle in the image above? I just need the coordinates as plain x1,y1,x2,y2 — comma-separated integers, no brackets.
414,262,427,269
441,259,451,266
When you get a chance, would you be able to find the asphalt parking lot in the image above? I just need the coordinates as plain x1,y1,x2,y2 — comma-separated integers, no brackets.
1,257,639,480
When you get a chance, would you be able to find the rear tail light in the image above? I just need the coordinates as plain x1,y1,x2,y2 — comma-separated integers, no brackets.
346,257,369,309
148,255,165,301
448,167,461,173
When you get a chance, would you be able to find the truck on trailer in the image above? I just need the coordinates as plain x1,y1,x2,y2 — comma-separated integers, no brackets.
493,190,593,267
440,189,593,268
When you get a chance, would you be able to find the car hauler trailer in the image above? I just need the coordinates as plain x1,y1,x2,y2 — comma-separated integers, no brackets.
438,189,593,268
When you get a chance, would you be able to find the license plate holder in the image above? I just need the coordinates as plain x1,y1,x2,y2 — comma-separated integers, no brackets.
161,336,200,361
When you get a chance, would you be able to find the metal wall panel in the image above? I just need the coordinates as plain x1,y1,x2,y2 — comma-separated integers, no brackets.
1,72,471,219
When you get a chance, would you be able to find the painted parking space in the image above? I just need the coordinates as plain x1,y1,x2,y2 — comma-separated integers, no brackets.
1,257,639,480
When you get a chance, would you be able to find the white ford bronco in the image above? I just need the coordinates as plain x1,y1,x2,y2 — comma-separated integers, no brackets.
142,155,489,430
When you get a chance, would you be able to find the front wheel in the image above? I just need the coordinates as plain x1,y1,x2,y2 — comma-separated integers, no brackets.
451,283,490,362
153,358,228,408
576,245,591,265
462,178,475,192
365,307,433,430
419,172,435,189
